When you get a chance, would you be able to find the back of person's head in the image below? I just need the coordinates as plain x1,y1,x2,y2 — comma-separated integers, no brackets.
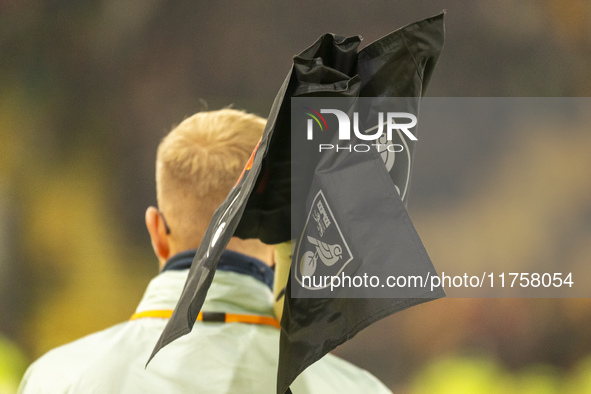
155,108,265,251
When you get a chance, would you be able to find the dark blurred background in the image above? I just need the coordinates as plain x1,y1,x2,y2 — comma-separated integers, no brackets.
1,1,591,392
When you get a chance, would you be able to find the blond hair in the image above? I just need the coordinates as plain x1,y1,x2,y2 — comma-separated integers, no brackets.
156,109,265,249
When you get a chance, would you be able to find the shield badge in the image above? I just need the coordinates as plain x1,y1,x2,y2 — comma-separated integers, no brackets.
294,190,353,289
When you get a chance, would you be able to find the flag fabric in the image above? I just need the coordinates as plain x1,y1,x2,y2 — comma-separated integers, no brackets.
149,12,446,394
278,14,446,393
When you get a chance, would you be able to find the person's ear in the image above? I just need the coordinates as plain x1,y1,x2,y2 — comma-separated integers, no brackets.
145,206,170,262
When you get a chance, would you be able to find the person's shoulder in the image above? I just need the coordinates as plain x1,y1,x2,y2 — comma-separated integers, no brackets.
293,352,392,393
18,322,129,393
36,321,130,365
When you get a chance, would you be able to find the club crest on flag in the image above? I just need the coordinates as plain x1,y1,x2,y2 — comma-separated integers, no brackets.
295,190,353,289
375,124,412,200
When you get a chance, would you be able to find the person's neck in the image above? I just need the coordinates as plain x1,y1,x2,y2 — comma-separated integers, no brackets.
158,237,273,271
225,237,274,266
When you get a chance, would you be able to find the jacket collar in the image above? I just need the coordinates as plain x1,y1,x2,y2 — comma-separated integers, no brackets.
135,251,275,317
161,249,274,290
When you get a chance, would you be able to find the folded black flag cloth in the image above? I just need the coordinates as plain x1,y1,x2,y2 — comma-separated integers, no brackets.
150,12,446,394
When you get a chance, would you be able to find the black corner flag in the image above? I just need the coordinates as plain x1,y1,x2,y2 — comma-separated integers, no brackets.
149,12,446,394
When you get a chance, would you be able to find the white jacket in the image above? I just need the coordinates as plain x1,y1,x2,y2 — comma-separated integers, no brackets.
19,263,391,393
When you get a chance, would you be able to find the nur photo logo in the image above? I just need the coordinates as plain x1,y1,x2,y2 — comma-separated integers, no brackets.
303,107,418,153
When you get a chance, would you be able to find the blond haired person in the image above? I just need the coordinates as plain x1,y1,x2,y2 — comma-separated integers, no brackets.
19,109,391,393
